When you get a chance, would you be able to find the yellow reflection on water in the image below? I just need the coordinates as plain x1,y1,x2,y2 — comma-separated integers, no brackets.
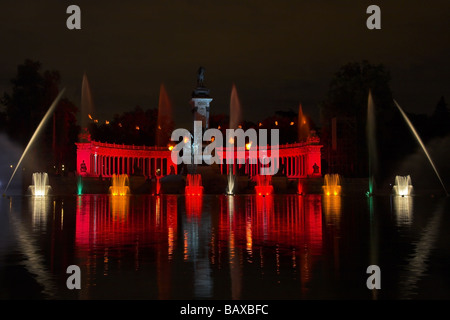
109,195,129,221
392,196,413,226
31,196,51,230
322,194,342,223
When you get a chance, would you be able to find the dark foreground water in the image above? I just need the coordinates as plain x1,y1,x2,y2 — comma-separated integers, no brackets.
1,194,449,300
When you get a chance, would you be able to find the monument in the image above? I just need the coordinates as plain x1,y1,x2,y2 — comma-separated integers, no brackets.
191,67,213,130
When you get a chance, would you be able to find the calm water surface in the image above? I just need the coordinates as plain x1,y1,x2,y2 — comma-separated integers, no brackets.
1,194,449,299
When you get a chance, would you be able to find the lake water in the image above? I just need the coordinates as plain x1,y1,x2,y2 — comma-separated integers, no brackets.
1,194,449,300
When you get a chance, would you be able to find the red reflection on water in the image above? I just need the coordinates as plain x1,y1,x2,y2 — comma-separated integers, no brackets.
75,194,178,257
219,195,322,251
185,194,203,221
217,194,323,296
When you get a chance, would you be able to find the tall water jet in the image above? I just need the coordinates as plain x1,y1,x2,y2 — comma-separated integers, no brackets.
227,84,242,194
185,174,203,196
229,84,242,131
323,174,341,196
298,104,310,141
155,174,162,195
29,172,51,196
3,89,66,195
77,175,83,195
226,172,236,195
254,174,273,196
80,73,95,132
367,91,378,196
393,175,413,197
394,100,448,196
297,179,304,195
156,83,173,147
109,174,130,196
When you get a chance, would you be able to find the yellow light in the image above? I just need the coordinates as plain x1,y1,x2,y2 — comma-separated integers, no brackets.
10,165,13,168
326,192,330,196
211,137,215,142
259,122,262,127
105,120,110,125
229,137,234,144
246,141,252,150
88,114,93,120
275,121,278,126
334,192,338,196
290,121,294,126
168,145,174,151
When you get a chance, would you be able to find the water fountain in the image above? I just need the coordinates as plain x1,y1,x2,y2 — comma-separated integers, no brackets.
226,172,236,195
3,89,65,195
156,83,173,147
155,175,161,195
394,100,448,196
226,84,242,195
109,174,130,196
367,91,377,196
29,172,51,197
298,104,310,141
80,73,95,131
185,173,204,196
254,174,273,196
323,174,341,196
393,175,413,197
229,84,242,132
297,179,304,195
77,175,83,195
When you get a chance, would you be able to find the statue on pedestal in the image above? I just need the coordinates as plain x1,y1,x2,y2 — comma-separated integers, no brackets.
197,66,205,87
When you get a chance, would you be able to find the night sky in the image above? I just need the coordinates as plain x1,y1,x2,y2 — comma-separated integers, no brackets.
1,0,450,129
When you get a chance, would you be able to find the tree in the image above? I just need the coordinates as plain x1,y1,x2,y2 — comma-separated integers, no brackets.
430,96,450,137
1,59,78,173
320,61,408,183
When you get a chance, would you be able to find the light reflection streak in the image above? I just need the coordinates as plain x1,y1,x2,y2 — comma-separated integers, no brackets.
400,201,444,299
8,197,56,298
392,196,413,226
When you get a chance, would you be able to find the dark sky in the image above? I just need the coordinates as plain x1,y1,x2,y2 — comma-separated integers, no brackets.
1,0,450,129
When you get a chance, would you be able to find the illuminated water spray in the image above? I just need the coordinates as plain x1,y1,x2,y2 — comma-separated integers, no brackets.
323,174,341,196
226,84,242,195
109,174,130,196
393,175,413,196
394,100,448,196
3,89,66,195
29,172,51,196
366,91,377,196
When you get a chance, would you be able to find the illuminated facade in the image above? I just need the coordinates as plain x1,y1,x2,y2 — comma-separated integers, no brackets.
76,131,177,178
218,133,323,178
76,130,322,179
75,70,322,179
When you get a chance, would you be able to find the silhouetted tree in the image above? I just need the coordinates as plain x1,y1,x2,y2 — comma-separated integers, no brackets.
320,61,410,183
1,59,78,173
430,96,450,137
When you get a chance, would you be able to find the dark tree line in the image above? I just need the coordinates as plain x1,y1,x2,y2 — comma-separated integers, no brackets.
88,106,174,147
